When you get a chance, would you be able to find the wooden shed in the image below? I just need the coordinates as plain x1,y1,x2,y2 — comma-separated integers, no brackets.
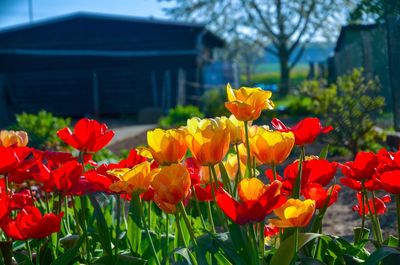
0,12,224,124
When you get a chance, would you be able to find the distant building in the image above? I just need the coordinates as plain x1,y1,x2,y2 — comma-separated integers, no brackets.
329,23,392,108
0,12,224,125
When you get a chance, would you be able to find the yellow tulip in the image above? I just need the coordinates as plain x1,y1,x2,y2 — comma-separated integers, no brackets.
0,130,28,147
238,178,268,201
108,161,157,194
225,115,250,144
224,153,246,181
249,127,295,166
151,164,191,214
142,128,187,165
269,199,315,228
185,117,230,166
225,84,274,121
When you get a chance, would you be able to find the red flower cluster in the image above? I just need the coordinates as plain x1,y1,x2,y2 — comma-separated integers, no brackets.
265,158,339,209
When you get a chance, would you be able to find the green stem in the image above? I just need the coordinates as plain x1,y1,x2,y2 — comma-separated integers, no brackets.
65,197,71,233
244,121,252,178
192,187,208,231
163,214,169,260
79,196,91,263
148,201,152,229
115,195,121,256
293,227,299,263
249,224,259,264
26,240,32,260
207,201,216,233
174,212,198,265
397,194,400,247
292,147,305,199
271,163,277,181
234,143,242,198
178,202,198,248
137,196,160,265
258,221,265,259
364,191,381,247
370,191,383,244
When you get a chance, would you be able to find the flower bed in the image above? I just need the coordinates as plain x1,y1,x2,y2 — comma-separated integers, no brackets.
0,85,399,264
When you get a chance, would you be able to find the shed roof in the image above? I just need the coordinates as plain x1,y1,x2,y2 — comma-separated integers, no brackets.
0,12,224,51
334,24,379,52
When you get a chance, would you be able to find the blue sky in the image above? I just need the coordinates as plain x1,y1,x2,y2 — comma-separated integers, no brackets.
0,0,173,29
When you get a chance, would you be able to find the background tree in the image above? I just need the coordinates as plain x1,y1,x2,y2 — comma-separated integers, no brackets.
161,0,347,95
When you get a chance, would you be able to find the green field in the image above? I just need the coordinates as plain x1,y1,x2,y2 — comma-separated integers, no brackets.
241,63,309,86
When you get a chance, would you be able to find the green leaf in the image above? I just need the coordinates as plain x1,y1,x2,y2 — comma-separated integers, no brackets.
93,254,147,265
51,236,83,265
228,224,257,265
353,227,370,246
384,235,399,247
319,145,329,159
173,247,193,265
89,194,113,256
364,246,400,265
218,162,232,194
270,233,323,265
300,257,326,265
13,252,34,265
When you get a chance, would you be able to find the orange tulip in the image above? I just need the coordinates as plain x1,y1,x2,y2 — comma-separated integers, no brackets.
269,199,315,228
185,117,230,166
141,128,187,165
225,84,274,121
0,130,28,147
249,127,295,166
108,161,158,195
151,164,191,213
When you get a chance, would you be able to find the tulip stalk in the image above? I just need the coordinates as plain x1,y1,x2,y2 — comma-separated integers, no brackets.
370,191,383,244
175,209,198,265
234,143,242,197
115,194,121,256
396,194,400,247
363,191,382,247
136,195,160,265
292,147,305,199
243,121,252,178
294,227,299,262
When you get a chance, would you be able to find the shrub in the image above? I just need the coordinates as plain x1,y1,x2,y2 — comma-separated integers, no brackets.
158,105,204,128
201,88,230,117
10,110,71,149
300,68,385,157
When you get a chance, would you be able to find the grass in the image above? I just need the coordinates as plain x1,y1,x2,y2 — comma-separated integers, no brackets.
240,63,308,87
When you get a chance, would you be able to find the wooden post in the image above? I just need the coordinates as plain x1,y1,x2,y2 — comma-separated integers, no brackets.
92,71,100,119
177,68,186,106
386,16,400,131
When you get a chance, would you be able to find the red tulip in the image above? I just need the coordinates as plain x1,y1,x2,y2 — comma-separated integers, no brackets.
303,183,341,209
271,117,332,146
0,147,31,174
35,160,82,193
340,176,381,191
266,158,337,196
352,192,391,216
1,206,63,240
185,157,201,186
378,170,400,194
216,180,286,225
341,151,379,181
57,118,114,153
193,182,223,202
264,224,280,238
